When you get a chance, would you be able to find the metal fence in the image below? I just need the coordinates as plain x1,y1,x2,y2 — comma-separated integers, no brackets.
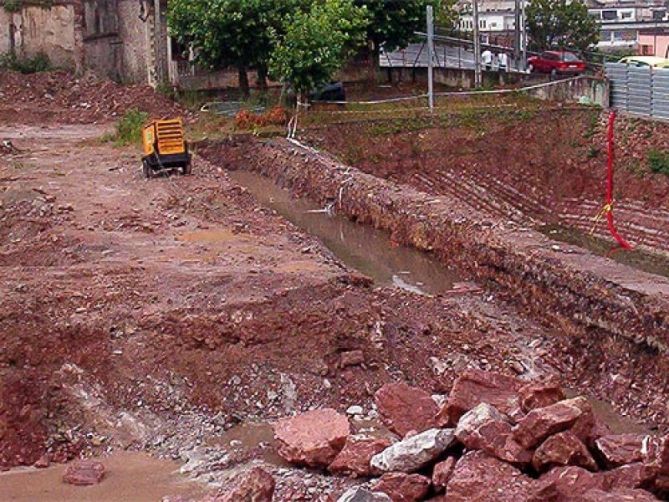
605,62,669,120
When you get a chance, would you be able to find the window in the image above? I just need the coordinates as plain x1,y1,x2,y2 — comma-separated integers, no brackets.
562,52,579,62
602,10,618,20
621,11,632,19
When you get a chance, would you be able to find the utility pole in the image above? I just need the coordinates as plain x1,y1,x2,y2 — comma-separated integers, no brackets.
521,0,527,71
427,5,435,111
514,0,521,70
473,0,482,87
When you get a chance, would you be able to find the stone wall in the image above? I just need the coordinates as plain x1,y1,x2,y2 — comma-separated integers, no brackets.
0,2,79,70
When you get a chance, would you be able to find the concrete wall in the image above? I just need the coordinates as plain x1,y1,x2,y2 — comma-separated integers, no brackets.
526,76,609,107
0,3,78,70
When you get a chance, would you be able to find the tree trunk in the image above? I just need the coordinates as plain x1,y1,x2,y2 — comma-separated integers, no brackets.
238,66,250,98
368,43,379,83
257,65,268,93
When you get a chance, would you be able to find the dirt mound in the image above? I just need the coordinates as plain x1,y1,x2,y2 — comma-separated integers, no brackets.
0,70,190,124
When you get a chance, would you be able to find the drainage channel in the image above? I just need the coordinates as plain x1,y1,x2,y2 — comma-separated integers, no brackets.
229,170,464,296
538,224,669,279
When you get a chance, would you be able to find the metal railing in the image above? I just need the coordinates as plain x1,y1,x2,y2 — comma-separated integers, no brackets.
606,62,669,120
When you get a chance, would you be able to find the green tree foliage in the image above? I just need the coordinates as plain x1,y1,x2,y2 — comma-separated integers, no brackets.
167,0,306,96
526,0,599,52
358,0,443,53
269,0,369,99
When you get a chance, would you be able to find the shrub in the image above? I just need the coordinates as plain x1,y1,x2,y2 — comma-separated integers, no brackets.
234,106,289,130
114,109,148,146
0,51,52,73
648,149,669,175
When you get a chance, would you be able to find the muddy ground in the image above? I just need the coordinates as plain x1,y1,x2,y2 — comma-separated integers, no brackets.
1,76,669,500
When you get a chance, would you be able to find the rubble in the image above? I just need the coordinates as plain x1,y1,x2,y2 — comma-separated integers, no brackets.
374,383,438,436
371,472,430,502
435,370,524,426
594,434,648,468
274,409,350,467
532,431,598,472
62,460,106,486
513,397,593,449
329,436,392,477
369,428,456,473
208,467,275,502
337,487,392,502
431,457,456,491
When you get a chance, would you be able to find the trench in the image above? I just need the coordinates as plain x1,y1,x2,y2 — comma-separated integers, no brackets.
229,169,464,296
539,223,669,279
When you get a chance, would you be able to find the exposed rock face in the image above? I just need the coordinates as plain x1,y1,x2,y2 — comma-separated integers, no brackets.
513,397,593,449
445,451,537,501
432,457,456,491
371,472,430,502
213,467,275,502
581,488,659,501
435,370,523,426
518,379,565,413
594,434,648,468
62,460,105,486
374,383,438,437
274,408,350,467
337,487,392,502
532,465,607,501
370,428,456,473
532,431,598,472
328,436,392,477
455,403,531,465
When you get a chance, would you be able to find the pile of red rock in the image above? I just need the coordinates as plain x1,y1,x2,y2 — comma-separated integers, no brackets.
271,370,668,501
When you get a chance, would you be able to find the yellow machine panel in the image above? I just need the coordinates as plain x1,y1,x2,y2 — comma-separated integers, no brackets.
141,118,191,178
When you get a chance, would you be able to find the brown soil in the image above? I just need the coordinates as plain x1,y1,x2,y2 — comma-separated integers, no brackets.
303,106,669,253
0,70,191,124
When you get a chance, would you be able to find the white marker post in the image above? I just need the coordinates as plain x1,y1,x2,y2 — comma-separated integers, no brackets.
427,5,434,111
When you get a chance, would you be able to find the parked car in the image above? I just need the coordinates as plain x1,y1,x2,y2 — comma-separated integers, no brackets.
309,81,346,102
527,51,586,77
618,56,669,68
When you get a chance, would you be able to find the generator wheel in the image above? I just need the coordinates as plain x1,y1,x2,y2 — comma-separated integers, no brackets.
142,160,153,179
181,162,192,175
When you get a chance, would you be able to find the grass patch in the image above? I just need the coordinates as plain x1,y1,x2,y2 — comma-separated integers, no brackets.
0,51,51,73
647,149,669,175
102,109,148,147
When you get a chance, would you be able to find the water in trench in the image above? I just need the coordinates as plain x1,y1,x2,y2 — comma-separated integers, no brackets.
229,170,463,296
538,224,669,279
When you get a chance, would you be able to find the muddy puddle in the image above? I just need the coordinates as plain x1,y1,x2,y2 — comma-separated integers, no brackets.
539,224,669,279
229,170,463,296
0,452,206,502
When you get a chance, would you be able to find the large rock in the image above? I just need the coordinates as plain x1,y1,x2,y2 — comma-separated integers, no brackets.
337,487,392,502
595,434,649,468
374,383,438,437
643,435,669,491
213,467,275,502
274,408,350,467
455,403,532,465
445,451,537,502
432,457,456,491
518,379,565,413
329,436,392,477
582,488,659,501
532,431,598,472
513,397,593,449
531,466,606,501
372,472,430,502
605,463,657,490
370,428,456,473
435,370,523,426
62,460,106,486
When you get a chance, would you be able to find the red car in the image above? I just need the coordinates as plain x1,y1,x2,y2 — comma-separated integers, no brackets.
527,51,586,77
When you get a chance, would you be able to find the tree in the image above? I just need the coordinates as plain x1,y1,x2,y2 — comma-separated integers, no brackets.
167,0,306,97
269,0,369,101
526,0,599,52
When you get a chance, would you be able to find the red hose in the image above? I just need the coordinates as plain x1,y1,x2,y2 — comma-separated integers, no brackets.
604,111,633,250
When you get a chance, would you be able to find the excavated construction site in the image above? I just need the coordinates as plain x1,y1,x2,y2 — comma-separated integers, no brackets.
1,71,669,501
